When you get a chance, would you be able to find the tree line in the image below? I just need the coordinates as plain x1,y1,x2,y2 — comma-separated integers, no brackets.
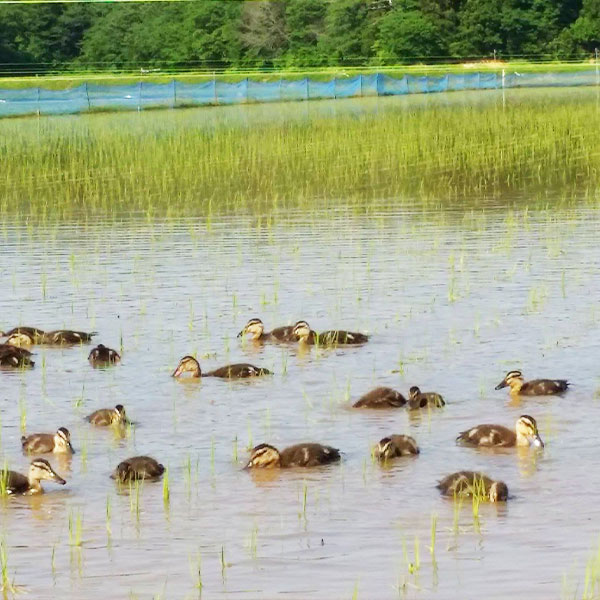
0,0,598,74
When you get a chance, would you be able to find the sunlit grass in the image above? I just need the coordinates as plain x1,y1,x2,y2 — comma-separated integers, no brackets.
1,90,599,221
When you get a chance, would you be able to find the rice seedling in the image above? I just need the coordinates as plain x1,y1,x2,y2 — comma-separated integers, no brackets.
68,510,83,547
2,90,600,221
162,467,170,512
0,539,16,595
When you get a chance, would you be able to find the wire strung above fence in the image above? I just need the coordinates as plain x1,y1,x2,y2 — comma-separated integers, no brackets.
0,70,598,119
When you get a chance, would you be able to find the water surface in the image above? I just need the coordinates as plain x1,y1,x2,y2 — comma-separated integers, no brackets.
1,199,599,599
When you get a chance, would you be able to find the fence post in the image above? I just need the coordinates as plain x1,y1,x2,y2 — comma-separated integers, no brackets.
359,74,363,97
85,82,91,111
245,77,249,104
173,79,176,108
596,48,599,86
279,78,283,102
213,75,218,105
138,81,142,112
305,77,309,101
333,77,337,100
37,85,40,117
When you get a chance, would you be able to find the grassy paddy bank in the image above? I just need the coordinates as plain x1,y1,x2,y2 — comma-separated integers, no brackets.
1,87,599,220
0,60,597,90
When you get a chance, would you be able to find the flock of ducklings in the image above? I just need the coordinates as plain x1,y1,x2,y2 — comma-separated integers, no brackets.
0,318,570,502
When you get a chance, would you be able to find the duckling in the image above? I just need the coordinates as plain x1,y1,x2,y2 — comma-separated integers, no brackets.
22,427,75,454
4,332,35,348
1,327,46,342
237,318,297,342
88,344,121,365
457,414,544,448
292,321,369,346
375,435,419,460
111,456,165,482
407,386,445,410
86,404,128,426
437,471,508,502
0,344,35,368
244,442,341,468
2,459,66,495
172,355,272,379
41,330,97,345
353,387,407,408
495,370,569,396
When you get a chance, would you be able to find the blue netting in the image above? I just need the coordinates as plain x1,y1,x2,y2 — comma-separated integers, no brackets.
174,81,216,106
1,70,598,118
248,80,281,103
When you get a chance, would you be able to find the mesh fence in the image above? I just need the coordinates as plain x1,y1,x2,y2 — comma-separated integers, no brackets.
0,70,598,118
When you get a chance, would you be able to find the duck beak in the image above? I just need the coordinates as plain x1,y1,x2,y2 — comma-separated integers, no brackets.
68,441,75,454
237,329,245,338
172,363,184,377
52,471,66,485
532,435,544,448
242,460,252,470
495,380,508,390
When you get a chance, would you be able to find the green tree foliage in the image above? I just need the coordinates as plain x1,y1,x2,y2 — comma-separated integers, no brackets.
375,5,445,61
0,0,597,74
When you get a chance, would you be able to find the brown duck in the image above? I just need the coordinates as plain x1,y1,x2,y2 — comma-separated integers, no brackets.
0,344,34,368
111,456,165,482
88,344,121,365
244,443,341,468
353,387,406,408
2,459,66,495
495,370,569,396
407,386,445,409
457,415,544,448
237,318,297,342
22,427,75,454
375,435,419,460
86,404,128,426
437,471,509,502
172,355,272,379
292,321,369,346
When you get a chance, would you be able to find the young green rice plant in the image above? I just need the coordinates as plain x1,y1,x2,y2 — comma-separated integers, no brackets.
246,521,258,559
0,462,7,498
162,467,170,513
0,539,16,594
68,509,83,547
190,552,203,593
232,436,238,465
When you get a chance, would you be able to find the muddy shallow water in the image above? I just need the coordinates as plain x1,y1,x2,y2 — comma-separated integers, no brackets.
1,197,600,599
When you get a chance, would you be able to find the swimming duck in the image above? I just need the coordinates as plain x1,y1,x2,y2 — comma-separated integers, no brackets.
88,344,121,365
172,355,272,379
244,443,341,468
408,386,445,409
292,321,369,346
237,318,297,342
1,327,46,342
111,456,165,482
0,344,35,368
353,387,407,408
495,370,569,396
86,404,128,426
457,414,544,448
22,427,75,454
437,471,508,502
2,459,66,495
41,330,97,345
375,435,419,460
4,332,35,348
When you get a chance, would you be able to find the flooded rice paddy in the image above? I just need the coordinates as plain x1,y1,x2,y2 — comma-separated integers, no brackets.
2,90,600,599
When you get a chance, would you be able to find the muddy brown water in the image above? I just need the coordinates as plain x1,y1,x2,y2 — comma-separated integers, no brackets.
2,100,600,600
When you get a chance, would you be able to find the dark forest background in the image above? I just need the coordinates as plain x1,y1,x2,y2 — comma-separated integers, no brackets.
0,0,599,73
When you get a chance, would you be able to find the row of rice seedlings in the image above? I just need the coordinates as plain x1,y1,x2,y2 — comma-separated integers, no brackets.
1,91,600,221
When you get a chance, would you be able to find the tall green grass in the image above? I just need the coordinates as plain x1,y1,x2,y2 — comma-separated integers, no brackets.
1,88,599,220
